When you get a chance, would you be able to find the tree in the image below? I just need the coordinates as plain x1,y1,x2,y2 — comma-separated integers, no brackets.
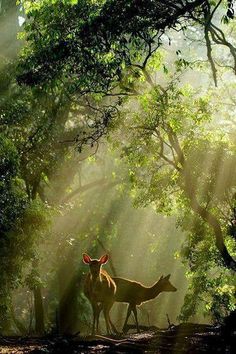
0,131,51,333
111,79,236,272
18,0,206,86
17,0,236,157
0,59,75,333
109,78,236,318
0,56,122,333
18,0,235,88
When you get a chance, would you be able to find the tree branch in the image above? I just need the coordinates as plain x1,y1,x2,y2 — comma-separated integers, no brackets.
62,178,121,203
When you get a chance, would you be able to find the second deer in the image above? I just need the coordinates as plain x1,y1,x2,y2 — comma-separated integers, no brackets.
113,274,177,333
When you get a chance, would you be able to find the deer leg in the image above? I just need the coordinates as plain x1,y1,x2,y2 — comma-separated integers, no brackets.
104,302,119,334
103,301,118,335
91,303,97,335
109,317,118,334
103,304,112,335
131,305,140,333
108,308,118,334
91,303,101,335
94,304,101,334
96,303,102,334
122,304,132,333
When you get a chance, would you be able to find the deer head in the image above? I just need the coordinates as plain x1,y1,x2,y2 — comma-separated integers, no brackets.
159,274,177,292
83,253,109,279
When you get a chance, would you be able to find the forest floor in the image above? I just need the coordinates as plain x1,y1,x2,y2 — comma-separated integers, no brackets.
0,323,235,353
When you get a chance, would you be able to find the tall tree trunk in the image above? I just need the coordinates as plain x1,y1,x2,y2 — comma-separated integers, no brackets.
57,265,79,335
31,259,45,335
33,285,45,335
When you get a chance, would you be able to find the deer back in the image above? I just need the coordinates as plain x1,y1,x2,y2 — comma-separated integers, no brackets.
113,277,147,305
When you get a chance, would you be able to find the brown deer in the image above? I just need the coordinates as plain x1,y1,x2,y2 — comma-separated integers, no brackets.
83,253,117,335
112,274,177,333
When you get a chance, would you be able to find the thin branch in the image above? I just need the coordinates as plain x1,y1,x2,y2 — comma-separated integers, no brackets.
62,178,121,203
158,136,181,171
204,24,217,86
207,0,223,25
209,23,236,73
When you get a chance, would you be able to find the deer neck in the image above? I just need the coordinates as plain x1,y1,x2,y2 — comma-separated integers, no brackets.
143,280,163,301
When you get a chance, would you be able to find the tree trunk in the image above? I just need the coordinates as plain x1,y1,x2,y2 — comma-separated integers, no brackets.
183,169,236,271
33,286,45,335
57,268,79,335
57,246,80,336
166,127,236,271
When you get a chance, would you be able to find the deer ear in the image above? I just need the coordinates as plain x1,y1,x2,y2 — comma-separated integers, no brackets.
160,275,164,280
165,274,171,280
99,254,109,264
83,253,91,264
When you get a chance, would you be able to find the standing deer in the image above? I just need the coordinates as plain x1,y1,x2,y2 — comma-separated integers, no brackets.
83,253,117,335
112,274,177,333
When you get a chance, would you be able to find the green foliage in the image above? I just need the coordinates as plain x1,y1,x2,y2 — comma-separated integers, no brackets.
0,134,27,232
18,0,211,93
117,83,212,212
25,266,44,291
178,215,236,323
0,133,26,330
180,268,236,324
0,58,71,332
113,80,236,321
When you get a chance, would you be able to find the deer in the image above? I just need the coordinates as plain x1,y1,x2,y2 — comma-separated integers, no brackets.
82,253,117,335
112,274,177,333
